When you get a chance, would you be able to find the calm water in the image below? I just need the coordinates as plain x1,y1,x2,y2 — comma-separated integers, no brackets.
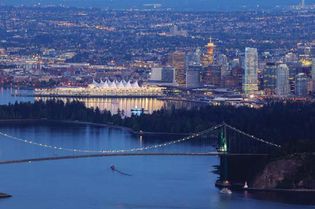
0,88,314,208
0,122,313,209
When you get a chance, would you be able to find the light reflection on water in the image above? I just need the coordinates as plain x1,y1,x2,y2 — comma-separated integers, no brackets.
0,122,312,209
0,88,314,207
0,88,203,116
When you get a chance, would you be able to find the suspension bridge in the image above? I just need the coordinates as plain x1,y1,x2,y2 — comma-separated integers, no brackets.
0,122,282,165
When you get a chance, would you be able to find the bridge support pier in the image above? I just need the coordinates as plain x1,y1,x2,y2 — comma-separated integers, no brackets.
218,124,228,153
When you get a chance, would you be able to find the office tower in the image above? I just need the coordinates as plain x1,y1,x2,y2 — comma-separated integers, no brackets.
295,73,308,97
276,64,290,97
311,42,315,92
202,65,221,86
150,67,175,84
186,65,203,88
243,47,259,95
205,38,215,64
218,54,229,77
263,62,277,95
169,51,186,85
188,48,202,66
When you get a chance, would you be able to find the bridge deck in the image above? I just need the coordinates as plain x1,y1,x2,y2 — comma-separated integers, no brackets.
0,152,272,165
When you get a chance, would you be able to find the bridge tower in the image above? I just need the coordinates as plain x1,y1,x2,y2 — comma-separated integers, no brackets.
218,124,228,152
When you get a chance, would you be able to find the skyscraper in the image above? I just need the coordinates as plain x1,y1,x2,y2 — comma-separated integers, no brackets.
150,67,175,84
218,54,229,78
186,65,203,88
295,73,308,97
263,62,277,95
169,51,186,85
276,64,290,97
243,47,259,95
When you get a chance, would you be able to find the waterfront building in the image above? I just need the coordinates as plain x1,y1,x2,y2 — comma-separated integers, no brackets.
295,73,309,97
243,47,259,95
276,64,290,97
35,80,164,97
263,62,277,95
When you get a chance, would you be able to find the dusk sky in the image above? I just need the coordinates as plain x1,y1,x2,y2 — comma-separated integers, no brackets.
3,0,315,10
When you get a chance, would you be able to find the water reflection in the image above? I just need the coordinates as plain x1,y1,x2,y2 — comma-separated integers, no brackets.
1,88,205,116
35,96,203,117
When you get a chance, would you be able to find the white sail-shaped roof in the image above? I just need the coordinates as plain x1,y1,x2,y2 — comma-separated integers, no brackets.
88,79,143,89
131,81,140,88
109,81,117,88
101,80,108,88
117,81,125,88
125,80,132,88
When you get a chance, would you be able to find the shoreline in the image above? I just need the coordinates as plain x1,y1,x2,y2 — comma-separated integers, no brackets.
215,181,315,193
0,118,192,136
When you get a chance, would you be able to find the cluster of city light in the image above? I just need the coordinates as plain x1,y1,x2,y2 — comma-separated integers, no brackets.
35,80,164,97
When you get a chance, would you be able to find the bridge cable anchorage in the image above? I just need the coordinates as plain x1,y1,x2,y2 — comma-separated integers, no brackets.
0,124,223,154
223,123,281,148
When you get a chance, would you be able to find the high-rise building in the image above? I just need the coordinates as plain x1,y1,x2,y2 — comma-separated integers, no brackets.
218,54,229,78
188,48,202,66
186,65,203,88
205,38,215,65
150,67,175,84
276,64,290,97
263,62,277,95
202,65,221,86
311,42,315,92
295,73,309,97
243,47,259,95
169,51,186,85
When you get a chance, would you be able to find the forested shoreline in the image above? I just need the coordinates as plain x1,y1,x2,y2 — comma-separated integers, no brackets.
0,100,315,151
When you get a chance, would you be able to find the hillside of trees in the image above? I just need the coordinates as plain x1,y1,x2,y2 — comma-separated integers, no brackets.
0,100,315,148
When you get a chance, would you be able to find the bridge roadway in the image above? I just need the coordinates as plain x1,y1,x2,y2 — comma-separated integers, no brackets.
0,152,271,165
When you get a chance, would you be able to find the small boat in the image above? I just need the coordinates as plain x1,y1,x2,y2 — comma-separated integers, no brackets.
110,165,116,171
220,188,232,195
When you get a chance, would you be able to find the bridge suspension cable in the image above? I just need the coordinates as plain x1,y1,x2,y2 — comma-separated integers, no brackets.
0,124,223,154
223,123,281,148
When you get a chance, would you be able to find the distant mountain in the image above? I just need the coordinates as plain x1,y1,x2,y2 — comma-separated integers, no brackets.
2,0,315,11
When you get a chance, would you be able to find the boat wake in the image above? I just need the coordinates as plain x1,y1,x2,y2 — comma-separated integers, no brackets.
110,165,132,176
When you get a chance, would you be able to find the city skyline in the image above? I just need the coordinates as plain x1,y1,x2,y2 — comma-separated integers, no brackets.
2,0,315,10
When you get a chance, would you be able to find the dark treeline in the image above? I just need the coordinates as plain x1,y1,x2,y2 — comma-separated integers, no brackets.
1,100,315,148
